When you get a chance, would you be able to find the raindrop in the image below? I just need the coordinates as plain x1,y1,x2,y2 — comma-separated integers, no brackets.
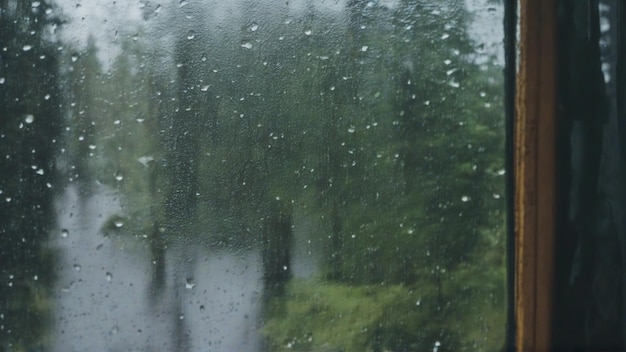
0,78,5,84
416,300,421,306
201,85,210,92
493,193,501,199
36,168,44,175
461,196,471,202
73,264,81,272
240,41,253,49
115,174,123,181
304,29,312,36
106,272,113,282
114,220,124,228
71,55,78,62
433,341,441,352
348,126,356,133
137,155,154,166
179,314,185,320
185,278,196,290
187,30,196,40
31,1,41,7
22,45,33,51
61,229,69,238
24,114,34,124
88,144,96,150
179,0,188,7
199,305,205,312
248,22,259,32
282,265,288,271
361,45,368,52
44,94,50,100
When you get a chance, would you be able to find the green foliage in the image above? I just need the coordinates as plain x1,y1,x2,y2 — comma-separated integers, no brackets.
58,0,507,350
0,1,62,349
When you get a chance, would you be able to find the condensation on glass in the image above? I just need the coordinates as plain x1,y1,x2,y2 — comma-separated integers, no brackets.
0,0,506,351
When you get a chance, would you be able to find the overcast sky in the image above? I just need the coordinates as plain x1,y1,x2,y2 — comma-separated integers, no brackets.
52,0,503,69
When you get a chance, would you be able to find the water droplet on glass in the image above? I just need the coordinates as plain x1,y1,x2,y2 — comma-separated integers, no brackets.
114,220,124,228
347,126,356,133
248,22,259,32
361,45,368,52
201,85,210,92
115,174,124,181
493,193,501,199
137,155,154,166
61,229,69,238
44,94,50,100
31,1,41,8
73,264,81,272
416,300,421,306
461,196,470,202
240,42,253,49
24,114,34,124
179,314,185,320
199,305,205,312
304,29,312,36
106,272,113,282
282,265,288,271
179,0,188,7
187,30,196,40
433,341,442,352
0,78,5,84
88,144,96,150
22,45,32,51
185,278,196,290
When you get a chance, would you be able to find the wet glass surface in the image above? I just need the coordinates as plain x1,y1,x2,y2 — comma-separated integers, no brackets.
0,0,506,350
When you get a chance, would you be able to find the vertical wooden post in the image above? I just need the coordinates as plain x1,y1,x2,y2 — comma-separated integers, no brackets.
515,0,557,351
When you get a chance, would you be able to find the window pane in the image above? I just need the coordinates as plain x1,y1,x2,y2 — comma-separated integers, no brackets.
0,0,506,351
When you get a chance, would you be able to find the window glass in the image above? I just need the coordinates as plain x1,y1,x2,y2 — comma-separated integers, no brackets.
0,0,506,350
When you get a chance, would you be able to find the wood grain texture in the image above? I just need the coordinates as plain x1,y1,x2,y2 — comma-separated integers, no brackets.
515,0,557,351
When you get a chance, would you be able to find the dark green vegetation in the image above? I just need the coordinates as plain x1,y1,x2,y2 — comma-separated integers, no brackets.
0,1,62,350
1,0,505,350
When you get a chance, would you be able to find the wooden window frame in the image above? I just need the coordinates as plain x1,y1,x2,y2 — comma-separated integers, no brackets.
515,0,557,351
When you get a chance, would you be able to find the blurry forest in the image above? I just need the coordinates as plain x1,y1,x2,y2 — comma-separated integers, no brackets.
0,0,506,351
